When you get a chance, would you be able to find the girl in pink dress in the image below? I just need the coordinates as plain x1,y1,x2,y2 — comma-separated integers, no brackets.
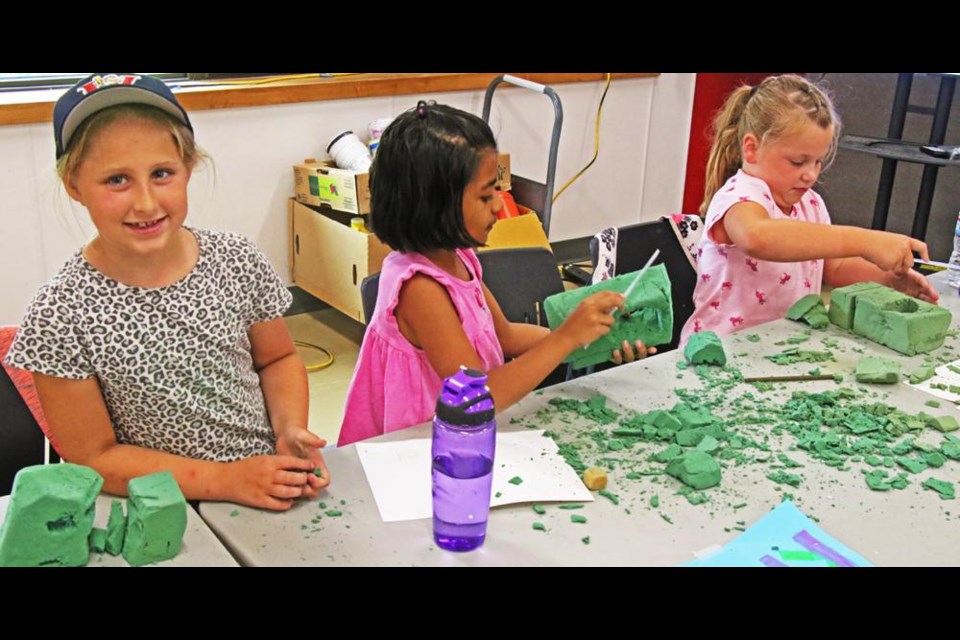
681,75,939,344
339,101,654,446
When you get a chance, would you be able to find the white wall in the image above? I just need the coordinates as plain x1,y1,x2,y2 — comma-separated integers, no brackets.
0,74,695,325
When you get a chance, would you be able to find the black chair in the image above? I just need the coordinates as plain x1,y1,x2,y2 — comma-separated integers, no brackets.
360,272,380,325
477,247,568,387
476,247,565,327
361,247,567,329
0,365,47,496
589,218,698,353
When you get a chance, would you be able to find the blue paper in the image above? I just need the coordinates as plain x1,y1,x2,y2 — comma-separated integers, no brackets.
684,501,873,567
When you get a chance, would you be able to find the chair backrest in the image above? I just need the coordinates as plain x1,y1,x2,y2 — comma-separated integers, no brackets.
589,218,697,352
0,364,46,495
360,272,381,325
477,247,565,327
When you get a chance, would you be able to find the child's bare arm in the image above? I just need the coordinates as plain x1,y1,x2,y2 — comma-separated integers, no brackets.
249,317,329,495
482,281,551,357
717,202,930,271
396,275,621,412
824,257,940,303
33,373,317,511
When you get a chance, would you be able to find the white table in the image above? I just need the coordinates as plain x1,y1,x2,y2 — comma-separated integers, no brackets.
0,493,239,567
200,274,960,566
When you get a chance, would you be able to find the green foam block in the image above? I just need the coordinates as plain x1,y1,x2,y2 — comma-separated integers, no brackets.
854,357,900,384
786,294,829,329
544,263,673,369
122,471,187,567
684,330,726,366
665,451,722,490
0,463,103,567
830,282,952,355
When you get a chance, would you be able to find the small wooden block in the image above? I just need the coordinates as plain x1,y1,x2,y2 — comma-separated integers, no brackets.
582,466,608,491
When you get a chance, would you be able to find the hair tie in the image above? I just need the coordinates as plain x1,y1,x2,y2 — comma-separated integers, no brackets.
416,100,428,119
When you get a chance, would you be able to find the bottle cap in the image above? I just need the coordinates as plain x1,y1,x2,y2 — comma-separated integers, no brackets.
435,367,495,426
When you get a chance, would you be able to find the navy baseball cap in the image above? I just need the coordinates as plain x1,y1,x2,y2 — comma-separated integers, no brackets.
53,73,193,159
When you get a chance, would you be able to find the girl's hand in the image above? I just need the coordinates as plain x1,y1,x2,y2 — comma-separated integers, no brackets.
225,454,318,511
611,339,658,365
886,269,941,304
556,291,621,349
276,427,331,496
862,231,930,275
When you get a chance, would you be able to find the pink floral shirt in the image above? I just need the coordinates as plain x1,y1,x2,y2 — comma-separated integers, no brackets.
680,170,831,344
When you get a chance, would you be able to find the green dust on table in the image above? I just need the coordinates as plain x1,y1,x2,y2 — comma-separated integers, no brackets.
926,400,942,408
558,504,585,510
651,495,660,508
570,514,588,524
582,536,591,545
733,502,748,510
230,509,240,517
765,347,834,365
746,334,761,343
532,504,546,515
324,510,343,517
318,502,327,509
733,526,746,532
598,489,620,505
767,470,802,487
659,513,674,525
495,491,502,498
508,476,524,485
532,522,547,532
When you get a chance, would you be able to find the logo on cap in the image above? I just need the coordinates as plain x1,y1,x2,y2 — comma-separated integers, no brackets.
75,74,142,97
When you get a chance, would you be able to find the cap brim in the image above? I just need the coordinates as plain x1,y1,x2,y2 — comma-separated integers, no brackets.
59,85,191,155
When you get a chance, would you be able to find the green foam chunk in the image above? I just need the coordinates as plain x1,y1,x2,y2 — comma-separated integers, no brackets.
122,471,187,567
89,528,107,553
909,364,937,384
786,294,829,330
665,451,721,490
684,330,726,366
544,264,673,369
105,499,126,556
926,414,959,433
0,463,103,567
922,477,955,500
855,357,900,384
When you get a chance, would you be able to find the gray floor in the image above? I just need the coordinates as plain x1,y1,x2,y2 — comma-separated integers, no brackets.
284,309,364,446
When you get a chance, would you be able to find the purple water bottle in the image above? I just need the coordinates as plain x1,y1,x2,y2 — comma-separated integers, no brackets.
432,367,496,552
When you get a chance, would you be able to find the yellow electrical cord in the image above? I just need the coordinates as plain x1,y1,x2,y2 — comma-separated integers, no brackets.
552,73,612,204
294,340,335,372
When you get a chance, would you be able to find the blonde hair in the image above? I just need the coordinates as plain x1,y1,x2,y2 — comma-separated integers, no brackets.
700,74,841,215
57,103,207,185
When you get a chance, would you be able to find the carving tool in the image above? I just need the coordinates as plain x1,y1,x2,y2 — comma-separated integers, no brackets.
611,248,660,318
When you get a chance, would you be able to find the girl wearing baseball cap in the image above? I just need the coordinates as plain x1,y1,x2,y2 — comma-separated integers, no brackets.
5,73,329,510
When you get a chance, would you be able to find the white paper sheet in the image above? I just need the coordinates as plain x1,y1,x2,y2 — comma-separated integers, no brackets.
355,430,594,522
905,359,960,407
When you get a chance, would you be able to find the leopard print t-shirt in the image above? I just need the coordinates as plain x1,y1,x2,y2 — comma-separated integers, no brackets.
4,228,292,462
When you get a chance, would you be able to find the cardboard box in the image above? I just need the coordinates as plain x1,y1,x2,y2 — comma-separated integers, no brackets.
293,153,510,215
289,199,390,322
480,205,551,252
294,160,371,215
